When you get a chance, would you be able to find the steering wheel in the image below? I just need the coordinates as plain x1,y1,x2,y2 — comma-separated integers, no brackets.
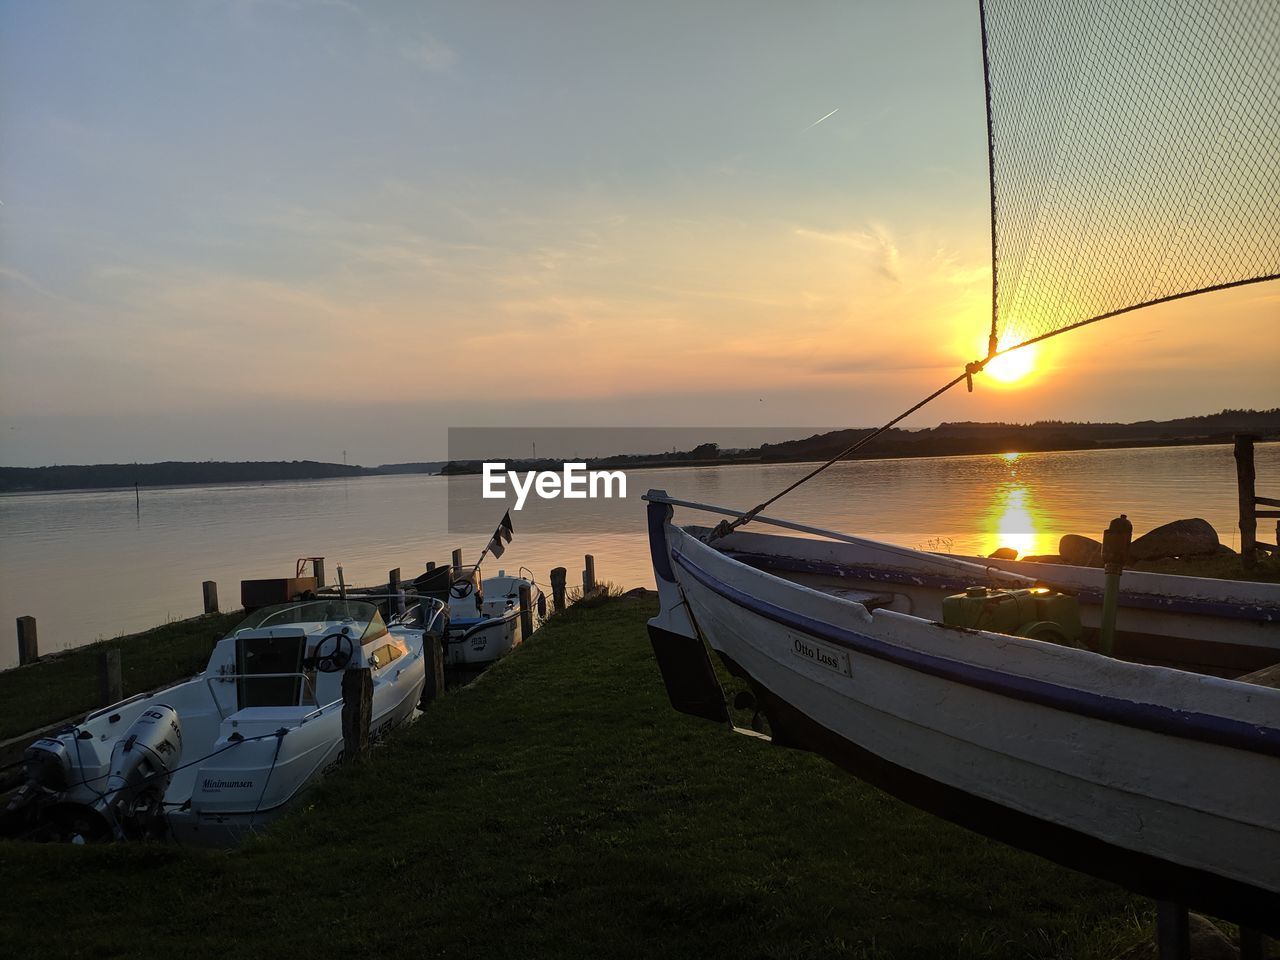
449,578,475,599
311,632,356,673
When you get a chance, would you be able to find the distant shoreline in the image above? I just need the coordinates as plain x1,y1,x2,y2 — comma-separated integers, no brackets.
3,433,1275,496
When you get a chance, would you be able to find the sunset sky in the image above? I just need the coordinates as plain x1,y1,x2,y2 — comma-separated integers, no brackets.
2,0,1276,467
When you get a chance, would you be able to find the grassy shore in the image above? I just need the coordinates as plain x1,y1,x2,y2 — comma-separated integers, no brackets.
0,613,242,740
0,596,1160,959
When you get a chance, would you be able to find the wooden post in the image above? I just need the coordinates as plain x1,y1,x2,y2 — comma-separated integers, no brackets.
98,649,123,706
451,548,463,571
341,667,372,761
388,567,403,616
551,568,567,612
1239,928,1266,960
16,616,38,665
202,580,219,614
1235,434,1257,569
519,583,534,639
1155,901,1190,960
425,561,436,572
313,558,326,587
584,554,596,595
420,634,445,707
537,591,547,619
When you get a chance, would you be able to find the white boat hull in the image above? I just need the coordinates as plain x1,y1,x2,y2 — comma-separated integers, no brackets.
645,494,1280,933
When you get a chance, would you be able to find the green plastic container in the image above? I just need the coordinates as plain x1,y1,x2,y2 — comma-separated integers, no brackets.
942,585,1082,647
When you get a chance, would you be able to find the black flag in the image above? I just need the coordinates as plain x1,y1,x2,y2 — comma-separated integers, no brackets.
486,511,515,559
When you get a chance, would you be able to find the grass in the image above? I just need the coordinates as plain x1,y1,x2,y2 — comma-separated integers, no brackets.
1128,553,1280,583
0,612,243,740
0,596,1159,959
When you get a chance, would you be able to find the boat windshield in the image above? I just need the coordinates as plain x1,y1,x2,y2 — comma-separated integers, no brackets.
230,600,383,636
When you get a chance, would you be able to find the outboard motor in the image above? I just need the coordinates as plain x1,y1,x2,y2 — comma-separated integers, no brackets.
99,705,184,838
23,737,75,792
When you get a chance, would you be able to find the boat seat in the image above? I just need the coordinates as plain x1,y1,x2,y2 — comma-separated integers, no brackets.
814,586,896,610
1235,662,1280,689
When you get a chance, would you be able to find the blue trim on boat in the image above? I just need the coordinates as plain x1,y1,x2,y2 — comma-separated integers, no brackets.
448,608,519,641
723,550,1280,624
648,500,677,583
671,547,1280,759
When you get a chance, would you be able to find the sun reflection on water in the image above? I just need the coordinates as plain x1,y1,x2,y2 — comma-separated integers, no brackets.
982,453,1051,558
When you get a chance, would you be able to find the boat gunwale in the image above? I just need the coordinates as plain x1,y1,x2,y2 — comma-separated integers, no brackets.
669,535,1280,760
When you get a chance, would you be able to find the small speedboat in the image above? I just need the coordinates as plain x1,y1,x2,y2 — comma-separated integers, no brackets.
11,599,428,844
442,568,544,668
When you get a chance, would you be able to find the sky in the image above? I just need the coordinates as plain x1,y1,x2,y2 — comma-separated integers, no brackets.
1,0,1276,467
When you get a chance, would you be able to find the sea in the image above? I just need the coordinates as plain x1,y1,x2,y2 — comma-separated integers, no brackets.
1,442,1274,668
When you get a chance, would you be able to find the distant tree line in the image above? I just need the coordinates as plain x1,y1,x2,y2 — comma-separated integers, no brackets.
5,410,1276,491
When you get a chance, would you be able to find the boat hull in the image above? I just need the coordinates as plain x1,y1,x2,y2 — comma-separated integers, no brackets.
646,499,1280,933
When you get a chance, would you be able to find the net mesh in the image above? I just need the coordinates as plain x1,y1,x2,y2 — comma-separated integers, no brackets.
981,0,1280,352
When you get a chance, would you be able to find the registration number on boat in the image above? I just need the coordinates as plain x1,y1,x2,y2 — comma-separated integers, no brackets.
790,635,851,677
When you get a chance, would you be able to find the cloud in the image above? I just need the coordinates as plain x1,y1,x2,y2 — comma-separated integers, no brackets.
400,33,457,72
795,223,902,282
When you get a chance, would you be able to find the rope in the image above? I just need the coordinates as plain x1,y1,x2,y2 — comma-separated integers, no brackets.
707,365,975,541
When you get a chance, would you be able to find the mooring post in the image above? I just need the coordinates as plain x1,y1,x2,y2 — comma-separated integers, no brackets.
202,580,219,614
583,554,596,596
519,583,534,639
313,557,326,588
550,567,567,613
388,567,403,616
98,649,123,706
420,633,445,707
451,548,463,571
1155,902,1190,960
1239,928,1266,960
16,616,38,665
1235,434,1258,569
341,667,373,762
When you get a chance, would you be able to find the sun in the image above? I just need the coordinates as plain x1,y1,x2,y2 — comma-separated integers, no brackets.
984,343,1039,385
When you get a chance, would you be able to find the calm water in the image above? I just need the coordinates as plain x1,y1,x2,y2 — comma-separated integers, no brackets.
2,443,1274,668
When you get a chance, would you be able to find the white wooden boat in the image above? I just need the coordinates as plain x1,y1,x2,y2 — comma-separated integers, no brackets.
11,599,427,844
644,491,1280,934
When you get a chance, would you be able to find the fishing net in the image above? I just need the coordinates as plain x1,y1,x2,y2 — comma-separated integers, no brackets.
980,0,1280,353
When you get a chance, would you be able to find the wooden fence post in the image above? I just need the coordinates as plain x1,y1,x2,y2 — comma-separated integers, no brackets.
389,567,403,616
551,568,567,612
99,649,123,705
16,616,38,665
451,548,463,571
341,667,372,762
583,554,596,595
1155,901,1189,960
1235,434,1257,569
420,635,445,707
202,580,219,614
519,583,534,639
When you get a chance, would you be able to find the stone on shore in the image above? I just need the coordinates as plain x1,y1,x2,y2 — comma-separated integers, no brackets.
1059,534,1103,566
987,547,1018,560
1130,518,1220,560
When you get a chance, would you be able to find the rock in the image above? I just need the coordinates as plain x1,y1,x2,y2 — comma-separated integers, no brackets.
1021,554,1063,564
1112,913,1238,960
1059,534,1103,566
1130,518,1220,560
1213,543,1238,556
1188,913,1238,960
987,547,1018,560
